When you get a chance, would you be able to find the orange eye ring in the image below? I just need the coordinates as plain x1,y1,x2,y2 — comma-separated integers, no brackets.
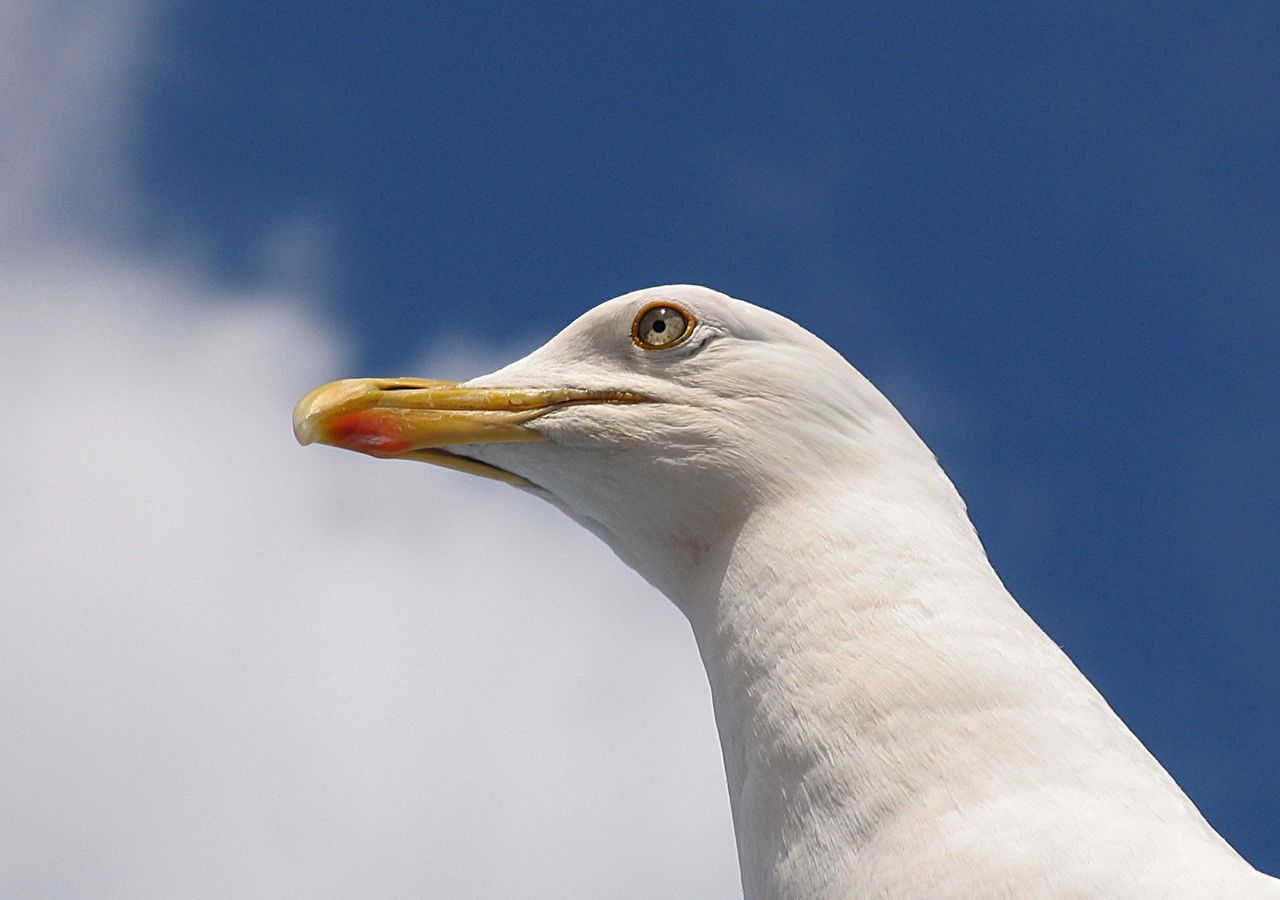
631,301,697,351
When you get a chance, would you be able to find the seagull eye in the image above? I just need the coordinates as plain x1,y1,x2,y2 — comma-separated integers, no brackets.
632,303,695,350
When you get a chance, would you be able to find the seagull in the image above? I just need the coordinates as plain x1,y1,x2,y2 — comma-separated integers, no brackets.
294,285,1278,898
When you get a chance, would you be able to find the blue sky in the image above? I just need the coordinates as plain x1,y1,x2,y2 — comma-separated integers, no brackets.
2,1,1277,892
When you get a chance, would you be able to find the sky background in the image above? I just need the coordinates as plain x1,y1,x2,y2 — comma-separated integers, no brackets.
1,1,1276,896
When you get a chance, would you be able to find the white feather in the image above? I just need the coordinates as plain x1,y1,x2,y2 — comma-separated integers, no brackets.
456,285,1278,898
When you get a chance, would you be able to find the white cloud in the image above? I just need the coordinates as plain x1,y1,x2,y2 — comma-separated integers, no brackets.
0,0,152,243
0,4,740,897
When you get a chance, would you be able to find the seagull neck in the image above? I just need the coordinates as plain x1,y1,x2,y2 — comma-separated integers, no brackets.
681,467,1230,897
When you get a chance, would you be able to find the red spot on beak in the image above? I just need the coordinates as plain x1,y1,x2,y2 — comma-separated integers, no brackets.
325,410,413,456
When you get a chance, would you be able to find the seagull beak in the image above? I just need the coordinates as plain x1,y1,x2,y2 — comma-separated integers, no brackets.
293,377,647,485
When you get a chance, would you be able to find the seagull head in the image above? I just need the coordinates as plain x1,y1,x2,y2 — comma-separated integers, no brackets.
294,285,934,599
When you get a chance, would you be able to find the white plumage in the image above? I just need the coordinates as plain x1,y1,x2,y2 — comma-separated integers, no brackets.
296,285,1278,898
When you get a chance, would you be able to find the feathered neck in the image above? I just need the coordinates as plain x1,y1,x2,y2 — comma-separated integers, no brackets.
674,460,1256,898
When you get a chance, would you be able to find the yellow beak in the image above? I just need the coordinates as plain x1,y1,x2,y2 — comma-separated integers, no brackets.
293,377,648,485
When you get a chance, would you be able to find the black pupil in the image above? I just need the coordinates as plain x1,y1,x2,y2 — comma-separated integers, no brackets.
653,319,667,333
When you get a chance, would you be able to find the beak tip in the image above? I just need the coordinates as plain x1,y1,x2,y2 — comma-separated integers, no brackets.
292,398,321,447
293,378,378,448
292,421,314,446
